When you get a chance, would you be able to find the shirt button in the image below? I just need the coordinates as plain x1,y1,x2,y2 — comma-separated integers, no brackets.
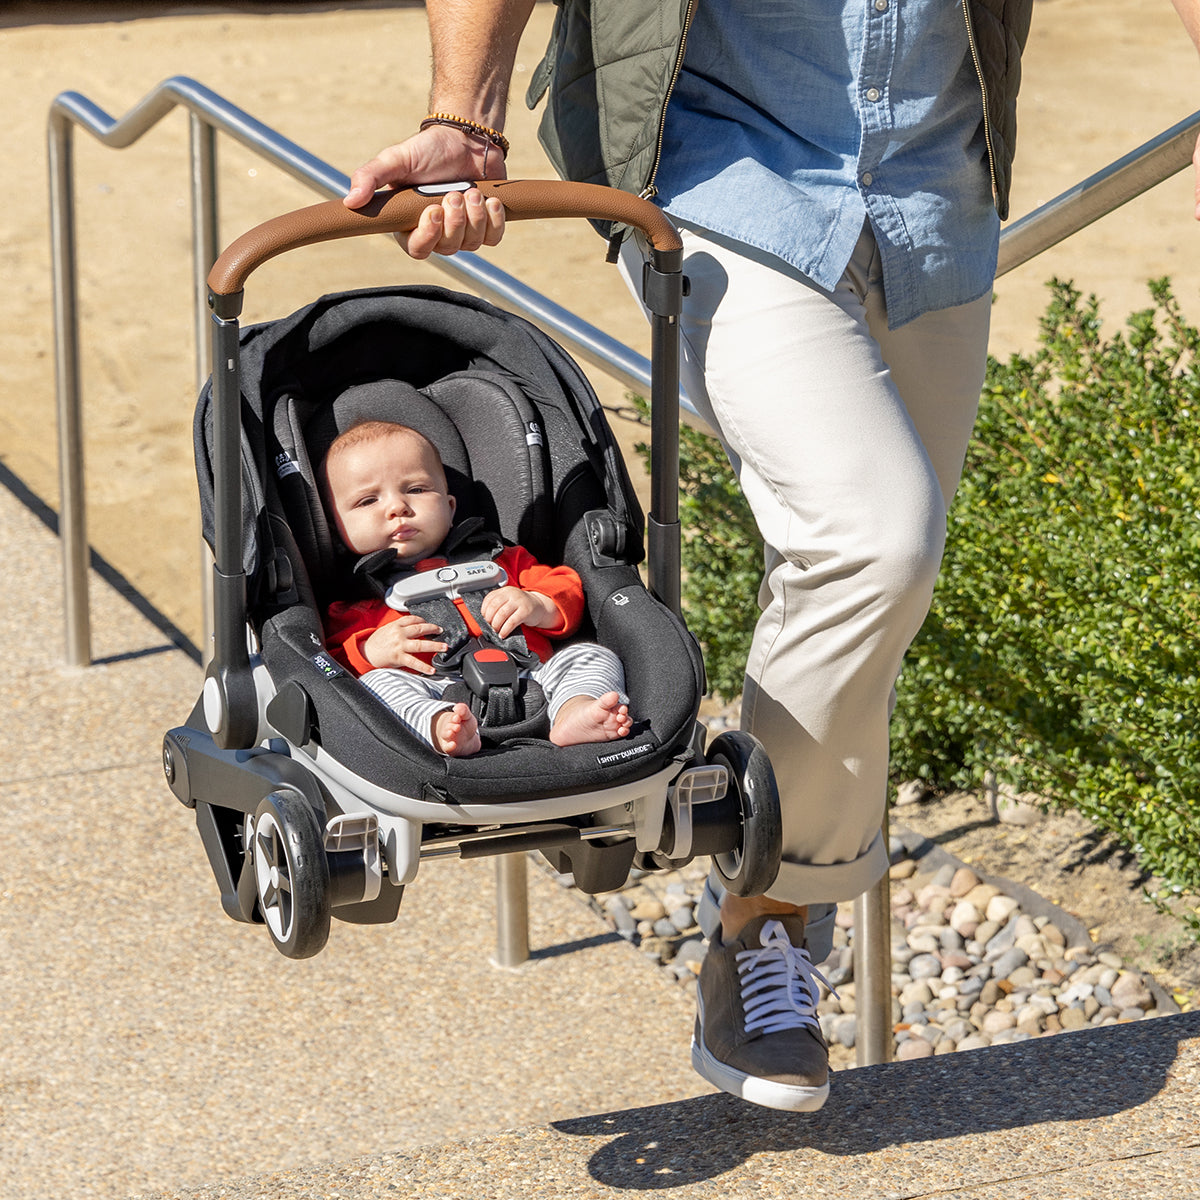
861,172,874,187
874,0,889,10
865,87,881,102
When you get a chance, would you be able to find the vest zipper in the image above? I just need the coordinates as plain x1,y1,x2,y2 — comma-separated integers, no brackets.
962,0,1000,211
641,0,698,200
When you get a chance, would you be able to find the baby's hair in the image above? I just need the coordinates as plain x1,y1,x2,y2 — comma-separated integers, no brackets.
319,420,447,497
326,419,439,462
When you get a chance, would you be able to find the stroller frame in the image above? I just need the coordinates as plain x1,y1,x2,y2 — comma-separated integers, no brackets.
163,181,783,958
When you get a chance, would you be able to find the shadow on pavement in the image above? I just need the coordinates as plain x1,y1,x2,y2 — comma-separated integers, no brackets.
553,1010,1199,1190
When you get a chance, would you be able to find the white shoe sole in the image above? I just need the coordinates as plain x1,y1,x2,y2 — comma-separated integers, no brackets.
691,1033,830,1113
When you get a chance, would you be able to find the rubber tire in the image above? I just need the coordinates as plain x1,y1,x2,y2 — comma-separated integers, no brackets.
251,790,331,959
706,730,783,897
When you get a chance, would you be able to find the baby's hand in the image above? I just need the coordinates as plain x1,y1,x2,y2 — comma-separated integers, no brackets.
364,613,447,674
480,586,558,639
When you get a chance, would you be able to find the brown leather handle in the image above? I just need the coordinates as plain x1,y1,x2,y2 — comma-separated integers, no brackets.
207,179,683,297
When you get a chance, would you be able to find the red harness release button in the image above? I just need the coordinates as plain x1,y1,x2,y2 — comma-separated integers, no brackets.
473,648,510,663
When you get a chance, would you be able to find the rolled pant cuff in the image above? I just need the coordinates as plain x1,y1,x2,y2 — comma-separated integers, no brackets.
696,828,889,966
768,828,890,910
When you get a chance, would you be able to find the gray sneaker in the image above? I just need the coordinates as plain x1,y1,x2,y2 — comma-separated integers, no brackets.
691,913,831,1111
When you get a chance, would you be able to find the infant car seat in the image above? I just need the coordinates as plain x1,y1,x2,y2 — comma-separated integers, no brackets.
193,282,706,799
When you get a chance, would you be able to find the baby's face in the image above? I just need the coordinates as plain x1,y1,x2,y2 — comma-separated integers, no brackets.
325,430,456,563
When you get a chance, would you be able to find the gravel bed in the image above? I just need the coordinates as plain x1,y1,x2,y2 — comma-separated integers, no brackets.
537,807,1180,1071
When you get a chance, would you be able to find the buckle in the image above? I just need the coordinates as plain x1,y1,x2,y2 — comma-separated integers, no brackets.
461,641,520,697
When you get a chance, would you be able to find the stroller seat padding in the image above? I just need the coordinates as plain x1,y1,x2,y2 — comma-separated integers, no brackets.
260,566,703,805
196,285,642,597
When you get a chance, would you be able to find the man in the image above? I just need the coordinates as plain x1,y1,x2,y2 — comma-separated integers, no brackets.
345,0,1200,1112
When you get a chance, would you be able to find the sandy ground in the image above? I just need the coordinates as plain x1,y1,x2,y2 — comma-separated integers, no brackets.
1,0,1198,654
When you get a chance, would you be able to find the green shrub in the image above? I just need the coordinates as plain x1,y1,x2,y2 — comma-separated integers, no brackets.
893,278,1200,924
635,279,1200,926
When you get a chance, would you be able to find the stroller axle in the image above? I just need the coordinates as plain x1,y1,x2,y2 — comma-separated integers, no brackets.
419,821,630,861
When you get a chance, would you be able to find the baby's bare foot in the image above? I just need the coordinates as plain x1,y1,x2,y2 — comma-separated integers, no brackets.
549,692,633,748
433,702,482,757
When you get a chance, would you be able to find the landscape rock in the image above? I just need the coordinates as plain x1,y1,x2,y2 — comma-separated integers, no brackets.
569,783,1173,1067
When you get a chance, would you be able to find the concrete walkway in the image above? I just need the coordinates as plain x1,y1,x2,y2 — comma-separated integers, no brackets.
2,475,1198,1200
141,1011,1200,1199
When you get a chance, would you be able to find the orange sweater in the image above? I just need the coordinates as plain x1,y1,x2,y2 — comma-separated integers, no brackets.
324,545,584,676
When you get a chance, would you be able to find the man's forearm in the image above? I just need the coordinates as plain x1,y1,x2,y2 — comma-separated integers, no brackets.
427,0,537,130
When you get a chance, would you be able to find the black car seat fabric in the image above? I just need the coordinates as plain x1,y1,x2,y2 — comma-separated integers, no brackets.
193,285,704,804
195,286,642,598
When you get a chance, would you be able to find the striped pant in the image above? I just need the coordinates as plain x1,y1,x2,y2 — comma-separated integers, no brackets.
360,641,627,750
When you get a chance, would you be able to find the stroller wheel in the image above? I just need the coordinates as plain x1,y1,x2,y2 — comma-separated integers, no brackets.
250,790,331,959
706,731,783,898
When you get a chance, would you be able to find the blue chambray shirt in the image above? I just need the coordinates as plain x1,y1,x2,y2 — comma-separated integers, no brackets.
653,0,1000,328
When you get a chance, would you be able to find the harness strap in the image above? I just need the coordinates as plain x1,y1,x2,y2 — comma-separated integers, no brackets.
402,587,539,674
387,562,543,731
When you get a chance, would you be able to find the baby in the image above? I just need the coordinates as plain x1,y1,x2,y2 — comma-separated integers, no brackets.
320,419,633,756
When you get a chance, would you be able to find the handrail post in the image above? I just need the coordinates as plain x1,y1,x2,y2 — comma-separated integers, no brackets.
493,854,530,967
48,110,91,668
191,112,219,664
853,807,893,1066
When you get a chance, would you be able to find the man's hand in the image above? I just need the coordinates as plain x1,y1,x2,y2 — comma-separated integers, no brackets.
481,586,559,638
343,0,535,252
344,125,507,258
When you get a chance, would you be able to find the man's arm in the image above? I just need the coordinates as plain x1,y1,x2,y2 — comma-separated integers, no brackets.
344,0,536,256
1171,0,1200,219
427,0,536,130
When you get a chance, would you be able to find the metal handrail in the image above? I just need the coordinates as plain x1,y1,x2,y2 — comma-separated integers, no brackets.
996,110,1200,278
47,75,1200,1064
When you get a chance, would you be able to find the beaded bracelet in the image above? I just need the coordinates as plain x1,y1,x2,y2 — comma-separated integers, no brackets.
419,113,510,158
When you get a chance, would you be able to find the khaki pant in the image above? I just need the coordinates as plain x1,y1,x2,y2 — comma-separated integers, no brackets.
626,222,991,917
